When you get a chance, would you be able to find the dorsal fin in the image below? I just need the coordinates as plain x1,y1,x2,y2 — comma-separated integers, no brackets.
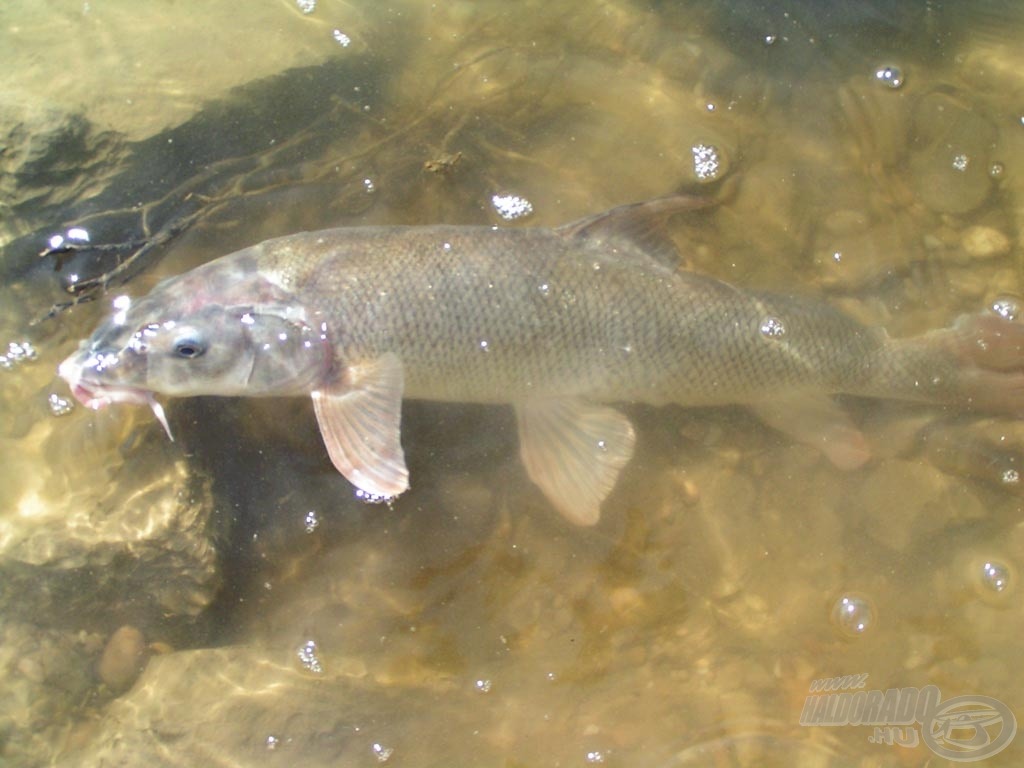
556,195,715,268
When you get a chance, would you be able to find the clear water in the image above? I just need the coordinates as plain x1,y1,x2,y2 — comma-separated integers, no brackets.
2,1,1024,766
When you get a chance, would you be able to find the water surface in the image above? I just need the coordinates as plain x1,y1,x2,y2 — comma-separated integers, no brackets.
2,1,1024,766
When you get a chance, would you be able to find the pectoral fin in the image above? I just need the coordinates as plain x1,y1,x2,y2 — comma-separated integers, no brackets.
750,394,871,469
311,354,409,500
516,399,636,526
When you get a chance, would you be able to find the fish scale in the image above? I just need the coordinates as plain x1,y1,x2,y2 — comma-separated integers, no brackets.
257,225,884,405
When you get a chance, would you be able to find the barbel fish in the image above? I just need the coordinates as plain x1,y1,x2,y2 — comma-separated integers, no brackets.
58,197,1024,524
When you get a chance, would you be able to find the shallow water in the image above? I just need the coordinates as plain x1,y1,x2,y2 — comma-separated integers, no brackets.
3,1,1024,766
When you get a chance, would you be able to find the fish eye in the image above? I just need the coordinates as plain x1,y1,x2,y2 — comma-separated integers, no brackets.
173,337,206,359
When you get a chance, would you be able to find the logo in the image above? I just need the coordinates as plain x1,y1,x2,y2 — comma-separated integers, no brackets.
800,675,1016,762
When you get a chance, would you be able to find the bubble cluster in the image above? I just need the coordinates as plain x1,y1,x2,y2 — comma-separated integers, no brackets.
295,0,316,13
46,227,91,252
48,393,74,417
303,510,320,533
830,592,876,638
691,143,722,182
332,29,351,47
372,742,394,762
491,193,534,221
355,488,391,504
297,639,324,673
0,341,38,371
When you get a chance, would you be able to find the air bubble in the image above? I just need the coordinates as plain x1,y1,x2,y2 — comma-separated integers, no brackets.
830,592,876,638
874,65,903,89
969,557,1015,606
296,0,316,13
363,178,376,193
266,735,281,750
475,678,493,693
980,561,1011,592
989,162,1005,179
332,29,351,47
759,316,786,339
538,283,550,296
990,295,1021,322
764,34,777,45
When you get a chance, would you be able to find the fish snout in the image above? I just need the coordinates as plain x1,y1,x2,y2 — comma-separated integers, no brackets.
58,345,147,410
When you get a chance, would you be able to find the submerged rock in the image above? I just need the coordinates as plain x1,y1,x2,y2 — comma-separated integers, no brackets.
0,390,220,627
0,622,103,767
63,646,433,767
909,90,999,215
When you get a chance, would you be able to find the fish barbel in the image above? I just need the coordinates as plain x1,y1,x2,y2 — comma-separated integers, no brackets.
58,197,1024,524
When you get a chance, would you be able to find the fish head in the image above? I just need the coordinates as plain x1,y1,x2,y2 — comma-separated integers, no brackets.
59,265,334,416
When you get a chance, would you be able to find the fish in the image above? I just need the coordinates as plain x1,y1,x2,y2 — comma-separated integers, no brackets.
58,196,1024,525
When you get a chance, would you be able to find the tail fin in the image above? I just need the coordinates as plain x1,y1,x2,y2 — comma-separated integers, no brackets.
877,309,1024,416
944,311,1024,416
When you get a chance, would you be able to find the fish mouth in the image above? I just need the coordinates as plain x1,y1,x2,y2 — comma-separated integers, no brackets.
58,354,150,410
69,379,152,410
58,353,175,440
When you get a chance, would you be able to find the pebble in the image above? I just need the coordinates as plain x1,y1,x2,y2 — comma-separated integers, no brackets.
97,625,149,693
961,226,1011,259
609,586,644,616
